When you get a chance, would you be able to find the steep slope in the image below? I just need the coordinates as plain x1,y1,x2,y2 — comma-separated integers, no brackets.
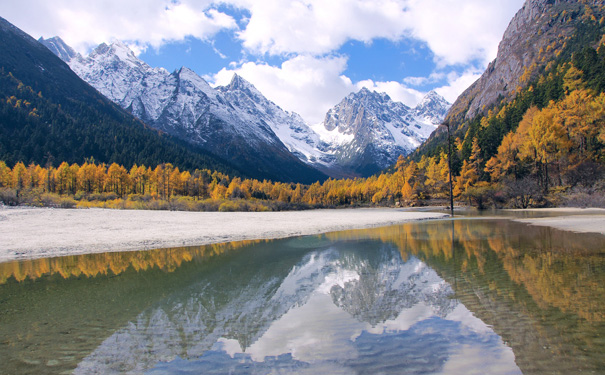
40,38,326,184
419,0,605,155
0,18,239,175
216,74,335,168
313,88,449,176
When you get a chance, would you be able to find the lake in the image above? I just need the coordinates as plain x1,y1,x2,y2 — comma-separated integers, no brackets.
0,218,603,374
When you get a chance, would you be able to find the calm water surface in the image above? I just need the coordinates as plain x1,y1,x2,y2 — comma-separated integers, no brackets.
0,218,604,374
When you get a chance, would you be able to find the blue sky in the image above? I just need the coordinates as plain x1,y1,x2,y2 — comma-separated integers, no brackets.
1,0,525,124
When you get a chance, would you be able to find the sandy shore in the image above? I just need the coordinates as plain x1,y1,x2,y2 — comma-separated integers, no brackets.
0,207,447,262
513,213,605,235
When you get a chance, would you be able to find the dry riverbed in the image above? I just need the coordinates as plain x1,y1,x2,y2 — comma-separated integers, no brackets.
0,207,447,262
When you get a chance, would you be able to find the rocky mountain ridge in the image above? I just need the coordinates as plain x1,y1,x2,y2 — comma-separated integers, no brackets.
39,38,325,183
445,0,603,126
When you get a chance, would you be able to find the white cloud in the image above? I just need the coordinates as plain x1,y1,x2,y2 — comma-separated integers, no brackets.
228,0,523,67
1,0,524,65
400,0,525,66
0,0,237,54
403,72,446,87
230,0,409,56
213,54,356,124
434,69,483,103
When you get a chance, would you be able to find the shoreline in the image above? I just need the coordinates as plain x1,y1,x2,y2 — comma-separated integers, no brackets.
2,206,603,264
505,208,605,235
0,207,447,263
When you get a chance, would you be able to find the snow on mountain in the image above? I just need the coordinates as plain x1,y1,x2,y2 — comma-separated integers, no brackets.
313,88,450,176
413,90,451,127
40,38,326,183
216,74,335,166
40,37,449,179
37,36,77,62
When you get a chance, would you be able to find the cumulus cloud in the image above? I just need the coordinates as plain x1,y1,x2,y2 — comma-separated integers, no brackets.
400,0,524,66
213,55,355,124
229,0,523,66
0,0,237,53
229,0,409,56
434,69,484,103
403,72,447,88
1,0,524,66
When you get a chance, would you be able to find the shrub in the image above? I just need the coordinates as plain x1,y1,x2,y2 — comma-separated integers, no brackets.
218,200,240,212
0,188,18,206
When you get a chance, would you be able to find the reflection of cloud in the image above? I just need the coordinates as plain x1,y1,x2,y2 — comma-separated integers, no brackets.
75,246,520,375
245,293,362,363
148,316,521,375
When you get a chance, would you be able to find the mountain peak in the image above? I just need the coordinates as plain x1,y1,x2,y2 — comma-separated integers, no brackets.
351,87,391,103
38,36,78,61
84,40,150,72
417,90,450,108
227,73,253,90
219,73,265,100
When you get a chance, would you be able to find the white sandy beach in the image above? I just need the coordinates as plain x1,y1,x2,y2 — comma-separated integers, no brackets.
0,207,447,262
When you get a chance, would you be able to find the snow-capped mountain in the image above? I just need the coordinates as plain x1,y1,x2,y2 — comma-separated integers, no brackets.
312,88,450,176
39,37,326,183
40,37,449,179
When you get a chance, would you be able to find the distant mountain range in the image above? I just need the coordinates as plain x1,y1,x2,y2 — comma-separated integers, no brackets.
40,37,449,178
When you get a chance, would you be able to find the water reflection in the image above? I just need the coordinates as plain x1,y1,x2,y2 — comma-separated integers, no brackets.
74,244,518,375
0,218,603,375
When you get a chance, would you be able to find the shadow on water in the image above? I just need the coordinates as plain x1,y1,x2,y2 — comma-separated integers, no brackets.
0,217,603,374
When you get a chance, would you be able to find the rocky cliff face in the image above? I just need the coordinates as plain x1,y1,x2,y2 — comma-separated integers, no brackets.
445,0,604,126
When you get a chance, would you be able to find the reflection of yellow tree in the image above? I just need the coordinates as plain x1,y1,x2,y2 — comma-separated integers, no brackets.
0,239,268,285
325,220,605,322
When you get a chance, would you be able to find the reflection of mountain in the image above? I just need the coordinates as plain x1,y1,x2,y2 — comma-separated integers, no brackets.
331,250,456,325
74,241,508,374
323,219,605,374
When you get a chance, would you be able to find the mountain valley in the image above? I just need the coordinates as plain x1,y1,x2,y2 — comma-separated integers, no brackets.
41,37,450,178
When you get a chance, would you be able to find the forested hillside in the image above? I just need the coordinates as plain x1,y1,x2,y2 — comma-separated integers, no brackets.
0,17,241,178
405,2,605,208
